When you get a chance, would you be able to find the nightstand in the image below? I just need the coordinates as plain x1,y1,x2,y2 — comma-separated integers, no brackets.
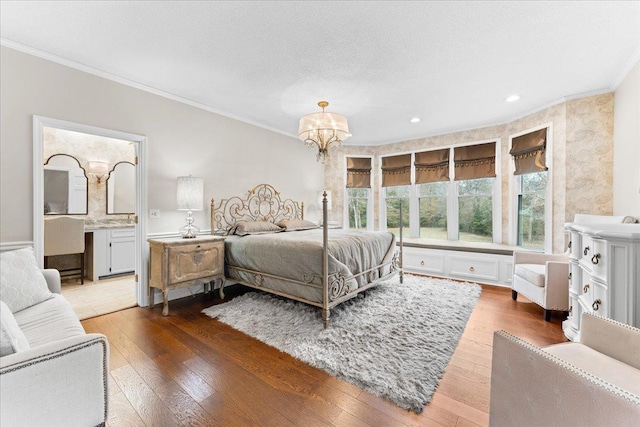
148,235,225,316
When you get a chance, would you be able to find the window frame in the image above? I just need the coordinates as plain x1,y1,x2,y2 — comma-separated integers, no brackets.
508,123,553,253
377,139,501,243
343,155,374,231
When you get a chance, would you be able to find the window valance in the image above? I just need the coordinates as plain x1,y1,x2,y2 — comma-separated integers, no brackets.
509,128,548,175
454,142,496,181
346,157,372,188
381,154,411,187
414,148,450,184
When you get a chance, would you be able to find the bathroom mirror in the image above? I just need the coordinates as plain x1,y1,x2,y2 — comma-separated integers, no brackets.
43,154,88,215
106,161,135,214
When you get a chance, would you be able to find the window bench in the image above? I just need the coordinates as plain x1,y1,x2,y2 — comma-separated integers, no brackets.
400,239,531,287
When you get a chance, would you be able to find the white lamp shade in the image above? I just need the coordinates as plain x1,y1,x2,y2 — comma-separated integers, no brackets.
298,112,350,143
177,176,203,211
317,190,332,211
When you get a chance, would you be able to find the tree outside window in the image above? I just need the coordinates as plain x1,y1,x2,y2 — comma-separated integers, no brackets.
347,188,368,230
457,178,494,243
418,182,447,239
385,185,410,237
517,171,547,249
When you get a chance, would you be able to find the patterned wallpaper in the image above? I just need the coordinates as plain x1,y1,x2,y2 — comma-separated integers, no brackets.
43,127,136,224
324,93,614,253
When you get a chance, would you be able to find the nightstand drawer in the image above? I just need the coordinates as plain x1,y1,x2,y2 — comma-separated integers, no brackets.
168,240,224,283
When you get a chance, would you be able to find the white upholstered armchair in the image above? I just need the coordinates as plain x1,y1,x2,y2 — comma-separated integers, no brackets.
511,251,569,321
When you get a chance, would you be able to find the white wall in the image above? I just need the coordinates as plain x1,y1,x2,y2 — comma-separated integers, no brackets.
613,60,640,219
0,46,324,243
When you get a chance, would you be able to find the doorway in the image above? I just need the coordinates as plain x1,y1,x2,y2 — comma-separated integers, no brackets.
33,116,148,315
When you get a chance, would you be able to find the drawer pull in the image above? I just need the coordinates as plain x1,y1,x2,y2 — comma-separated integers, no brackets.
568,272,572,280
583,284,590,293
568,241,572,249
592,299,602,311
591,253,600,265
196,245,201,249
420,260,424,266
469,266,475,273
569,305,572,314
583,246,590,256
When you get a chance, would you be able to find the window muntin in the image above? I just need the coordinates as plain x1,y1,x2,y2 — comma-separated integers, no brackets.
457,177,494,243
347,188,369,230
418,182,447,239
517,171,547,249
385,185,410,238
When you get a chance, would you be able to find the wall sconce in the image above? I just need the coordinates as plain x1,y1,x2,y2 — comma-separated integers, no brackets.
177,175,204,238
88,161,109,183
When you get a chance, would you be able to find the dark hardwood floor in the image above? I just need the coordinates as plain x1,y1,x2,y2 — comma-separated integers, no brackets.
82,278,567,427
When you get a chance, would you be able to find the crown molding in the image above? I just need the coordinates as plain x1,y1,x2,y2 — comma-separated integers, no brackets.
611,47,640,91
0,38,297,141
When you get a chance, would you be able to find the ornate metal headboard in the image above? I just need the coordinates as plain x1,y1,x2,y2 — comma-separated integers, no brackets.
211,183,304,234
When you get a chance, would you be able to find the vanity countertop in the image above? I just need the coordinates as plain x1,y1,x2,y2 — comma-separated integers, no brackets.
84,219,135,231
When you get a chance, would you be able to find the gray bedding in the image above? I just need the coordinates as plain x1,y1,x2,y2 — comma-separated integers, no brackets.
224,228,396,304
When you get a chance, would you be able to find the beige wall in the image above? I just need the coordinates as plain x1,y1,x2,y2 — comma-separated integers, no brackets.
325,94,615,253
613,60,640,219
0,46,324,243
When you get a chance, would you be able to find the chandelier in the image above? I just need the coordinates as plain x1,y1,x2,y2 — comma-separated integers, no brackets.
298,101,350,163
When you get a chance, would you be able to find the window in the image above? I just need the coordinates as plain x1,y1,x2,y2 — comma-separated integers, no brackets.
510,127,550,250
385,185,410,237
345,156,372,230
347,188,369,230
418,182,447,239
457,178,494,243
516,172,547,249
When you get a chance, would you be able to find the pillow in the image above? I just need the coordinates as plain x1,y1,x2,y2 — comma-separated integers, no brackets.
229,221,283,236
0,300,30,356
276,219,319,231
0,248,53,313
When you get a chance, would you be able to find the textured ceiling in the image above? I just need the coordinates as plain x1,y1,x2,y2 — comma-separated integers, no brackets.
1,1,639,145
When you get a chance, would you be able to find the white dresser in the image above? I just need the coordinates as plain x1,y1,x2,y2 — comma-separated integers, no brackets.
563,222,640,341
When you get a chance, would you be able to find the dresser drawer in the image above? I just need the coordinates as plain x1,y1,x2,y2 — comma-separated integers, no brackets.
168,240,224,284
589,239,607,280
579,234,594,271
569,262,581,294
591,280,608,317
449,255,500,282
568,230,581,260
579,269,595,302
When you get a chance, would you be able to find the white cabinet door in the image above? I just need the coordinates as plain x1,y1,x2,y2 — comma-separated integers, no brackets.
108,228,135,276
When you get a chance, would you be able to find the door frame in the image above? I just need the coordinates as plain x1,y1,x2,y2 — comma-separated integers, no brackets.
33,116,149,306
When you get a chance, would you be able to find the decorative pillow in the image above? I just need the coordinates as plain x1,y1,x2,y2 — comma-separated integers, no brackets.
229,221,283,236
276,219,320,231
0,248,53,313
0,300,30,356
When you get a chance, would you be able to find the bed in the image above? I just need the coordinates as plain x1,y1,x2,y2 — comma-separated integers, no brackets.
211,183,403,327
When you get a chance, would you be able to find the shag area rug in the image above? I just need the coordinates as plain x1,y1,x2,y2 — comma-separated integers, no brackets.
202,274,481,414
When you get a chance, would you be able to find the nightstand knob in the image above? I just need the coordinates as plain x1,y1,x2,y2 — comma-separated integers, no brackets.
583,246,590,256
420,260,425,266
592,299,602,311
583,284,590,293
469,266,475,273
591,253,600,265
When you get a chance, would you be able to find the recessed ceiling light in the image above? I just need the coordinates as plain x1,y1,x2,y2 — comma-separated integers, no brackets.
505,95,521,103
410,117,420,123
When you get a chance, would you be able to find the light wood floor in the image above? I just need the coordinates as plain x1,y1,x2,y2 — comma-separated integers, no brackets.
62,275,137,320
82,279,567,427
